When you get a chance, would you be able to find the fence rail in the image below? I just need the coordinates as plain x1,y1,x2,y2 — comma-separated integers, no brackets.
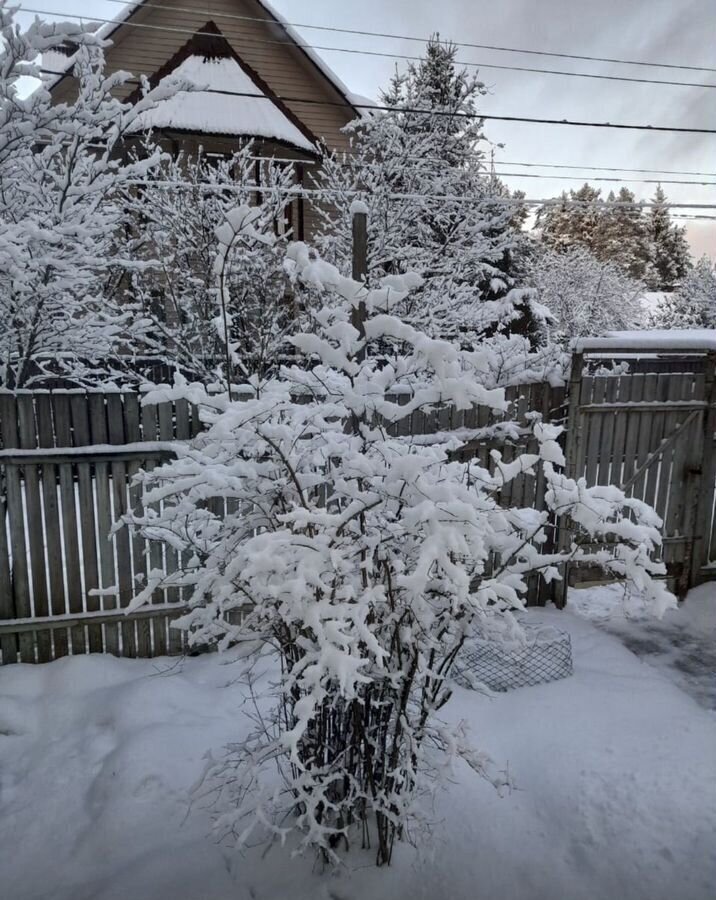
1,355,714,667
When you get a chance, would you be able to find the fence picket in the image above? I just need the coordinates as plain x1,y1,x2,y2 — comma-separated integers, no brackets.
53,394,85,654
69,394,103,652
88,394,119,656
35,394,69,657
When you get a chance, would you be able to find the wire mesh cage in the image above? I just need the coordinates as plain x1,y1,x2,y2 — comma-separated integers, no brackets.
452,623,573,692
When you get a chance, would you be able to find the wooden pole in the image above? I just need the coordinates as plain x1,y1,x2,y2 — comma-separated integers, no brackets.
690,350,716,588
556,351,584,608
351,207,368,363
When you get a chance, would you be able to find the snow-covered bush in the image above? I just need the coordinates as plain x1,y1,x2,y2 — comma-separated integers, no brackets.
118,146,304,384
123,209,673,867
528,245,644,344
0,3,179,387
650,256,716,329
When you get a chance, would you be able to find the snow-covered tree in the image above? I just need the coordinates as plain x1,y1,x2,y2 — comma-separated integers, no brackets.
527,246,644,344
313,37,537,348
118,146,304,384
535,183,692,292
650,255,716,328
0,3,175,387
594,188,652,281
123,209,673,868
645,185,691,291
535,184,604,255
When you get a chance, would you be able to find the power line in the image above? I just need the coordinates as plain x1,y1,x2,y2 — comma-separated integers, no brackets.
23,7,716,90
493,171,716,186
496,160,716,178
92,0,716,75
123,179,716,209
37,67,716,136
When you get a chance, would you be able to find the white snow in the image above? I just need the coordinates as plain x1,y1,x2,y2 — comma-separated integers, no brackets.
129,54,316,152
1,598,714,900
576,329,716,352
640,291,670,315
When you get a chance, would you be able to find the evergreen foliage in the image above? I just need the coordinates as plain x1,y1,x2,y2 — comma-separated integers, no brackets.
651,256,716,328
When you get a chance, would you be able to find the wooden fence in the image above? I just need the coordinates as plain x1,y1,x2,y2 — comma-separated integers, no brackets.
1,350,715,666
0,383,564,664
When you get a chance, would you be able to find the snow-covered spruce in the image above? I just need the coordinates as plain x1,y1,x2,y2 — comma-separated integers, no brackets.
311,36,553,378
123,229,674,866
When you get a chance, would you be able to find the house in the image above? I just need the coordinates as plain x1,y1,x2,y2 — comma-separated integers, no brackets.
47,0,366,240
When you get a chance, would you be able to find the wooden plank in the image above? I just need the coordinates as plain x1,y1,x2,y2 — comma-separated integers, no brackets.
0,602,193,634
69,394,102,653
642,374,671,510
596,377,619,487
607,375,629,490
656,376,688,545
631,373,657,500
692,353,716,582
35,394,68,658
157,401,183,656
16,394,52,662
141,402,167,657
619,374,645,491
0,476,18,664
53,394,85,655
584,376,607,486
88,393,119,656
106,393,135,657
124,393,151,658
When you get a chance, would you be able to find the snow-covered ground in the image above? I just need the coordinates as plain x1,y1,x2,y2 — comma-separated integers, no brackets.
570,582,716,710
1,592,714,900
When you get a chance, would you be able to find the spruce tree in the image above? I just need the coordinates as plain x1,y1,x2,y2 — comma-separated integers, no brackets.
645,185,691,291
536,184,603,255
313,36,535,348
596,188,651,280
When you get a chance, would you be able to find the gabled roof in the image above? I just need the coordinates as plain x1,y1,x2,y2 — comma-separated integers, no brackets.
46,0,365,118
125,23,319,152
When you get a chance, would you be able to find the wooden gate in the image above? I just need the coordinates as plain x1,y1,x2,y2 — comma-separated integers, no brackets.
563,341,716,597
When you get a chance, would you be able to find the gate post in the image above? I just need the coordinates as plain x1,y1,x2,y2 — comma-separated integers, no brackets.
556,351,584,608
690,351,716,588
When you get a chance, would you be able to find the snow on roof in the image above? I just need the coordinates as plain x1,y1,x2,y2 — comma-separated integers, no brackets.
46,0,365,117
129,53,316,151
576,330,716,353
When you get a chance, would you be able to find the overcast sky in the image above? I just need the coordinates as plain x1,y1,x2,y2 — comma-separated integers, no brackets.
15,0,716,257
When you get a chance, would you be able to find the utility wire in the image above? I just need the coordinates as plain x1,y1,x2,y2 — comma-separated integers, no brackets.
92,0,716,75
37,67,716,136
23,7,716,90
238,152,715,186
493,171,716,186
495,160,716,178
123,179,716,209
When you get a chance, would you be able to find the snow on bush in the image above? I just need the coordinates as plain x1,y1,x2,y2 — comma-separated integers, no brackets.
123,208,674,867
0,2,183,387
650,256,716,330
118,146,306,384
528,245,645,344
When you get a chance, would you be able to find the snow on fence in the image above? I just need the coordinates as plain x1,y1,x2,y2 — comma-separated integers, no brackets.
0,383,565,665
1,347,715,667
